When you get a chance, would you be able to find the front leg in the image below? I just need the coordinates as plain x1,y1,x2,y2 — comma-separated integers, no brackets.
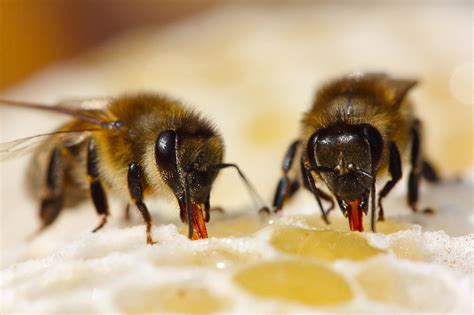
301,160,330,224
127,162,155,245
87,139,110,232
273,140,301,212
378,142,402,222
300,156,335,214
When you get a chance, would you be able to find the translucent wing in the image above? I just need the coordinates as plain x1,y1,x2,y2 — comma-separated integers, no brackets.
0,129,99,161
56,98,110,111
0,98,121,130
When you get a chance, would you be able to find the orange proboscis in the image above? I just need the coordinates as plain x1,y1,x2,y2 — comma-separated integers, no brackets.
348,200,363,232
190,203,208,240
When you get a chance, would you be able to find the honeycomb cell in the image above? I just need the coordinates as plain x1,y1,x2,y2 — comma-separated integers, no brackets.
207,214,266,237
151,246,260,268
179,214,265,238
302,215,413,234
356,261,455,312
271,227,385,261
390,236,427,261
117,285,229,314
234,260,353,306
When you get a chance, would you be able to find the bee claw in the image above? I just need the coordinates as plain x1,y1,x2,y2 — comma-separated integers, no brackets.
146,237,157,245
259,206,271,216
321,212,330,224
422,207,436,215
92,214,108,233
26,226,47,242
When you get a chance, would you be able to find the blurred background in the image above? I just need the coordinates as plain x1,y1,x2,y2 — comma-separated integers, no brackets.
0,0,472,264
0,0,218,90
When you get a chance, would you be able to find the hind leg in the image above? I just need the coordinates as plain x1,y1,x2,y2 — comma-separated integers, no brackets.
37,147,65,232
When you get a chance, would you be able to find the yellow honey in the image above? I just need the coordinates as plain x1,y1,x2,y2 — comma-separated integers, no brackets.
118,285,229,314
179,214,265,238
271,227,385,261
234,260,353,306
302,215,414,234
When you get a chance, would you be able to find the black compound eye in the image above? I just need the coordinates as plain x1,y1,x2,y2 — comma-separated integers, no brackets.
155,130,177,168
363,125,384,172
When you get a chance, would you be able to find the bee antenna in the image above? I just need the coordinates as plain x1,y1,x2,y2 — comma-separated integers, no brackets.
213,163,269,213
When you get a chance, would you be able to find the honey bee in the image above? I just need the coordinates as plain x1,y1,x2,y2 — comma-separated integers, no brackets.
272,73,439,232
0,94,267,244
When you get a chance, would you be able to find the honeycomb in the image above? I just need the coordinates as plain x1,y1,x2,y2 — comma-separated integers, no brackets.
2,215,471,313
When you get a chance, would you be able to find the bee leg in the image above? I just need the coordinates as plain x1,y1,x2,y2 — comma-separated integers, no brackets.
316,188,335,213
300,167,335,213
38,147,65,231
299,153,334,221
421,160,440,183
127,162,155,245
87,139,110,233
214,163,270,214
378,142,402,222
408,121,438,213
302,164,330,224
273,140,301,212
204,200,225,223
123,203,131,222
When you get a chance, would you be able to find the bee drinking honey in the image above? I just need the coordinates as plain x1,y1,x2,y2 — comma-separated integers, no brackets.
272,73,439,232
0,94,267,243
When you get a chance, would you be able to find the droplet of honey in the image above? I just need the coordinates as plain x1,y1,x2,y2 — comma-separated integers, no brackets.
234,260,353,306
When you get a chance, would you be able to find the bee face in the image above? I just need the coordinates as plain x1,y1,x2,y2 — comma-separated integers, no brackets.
154,129,223,205
273,73,437,233
313,124,374,200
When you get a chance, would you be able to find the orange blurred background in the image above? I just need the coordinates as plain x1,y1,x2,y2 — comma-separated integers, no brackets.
0,0,217,90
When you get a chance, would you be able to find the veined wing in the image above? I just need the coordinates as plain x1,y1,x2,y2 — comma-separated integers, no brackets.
0,129,100,161
0,98,122,130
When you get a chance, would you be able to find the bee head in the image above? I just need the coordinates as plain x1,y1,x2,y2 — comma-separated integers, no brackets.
154,129,224,205
307,123,383,215
154,128,225,239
